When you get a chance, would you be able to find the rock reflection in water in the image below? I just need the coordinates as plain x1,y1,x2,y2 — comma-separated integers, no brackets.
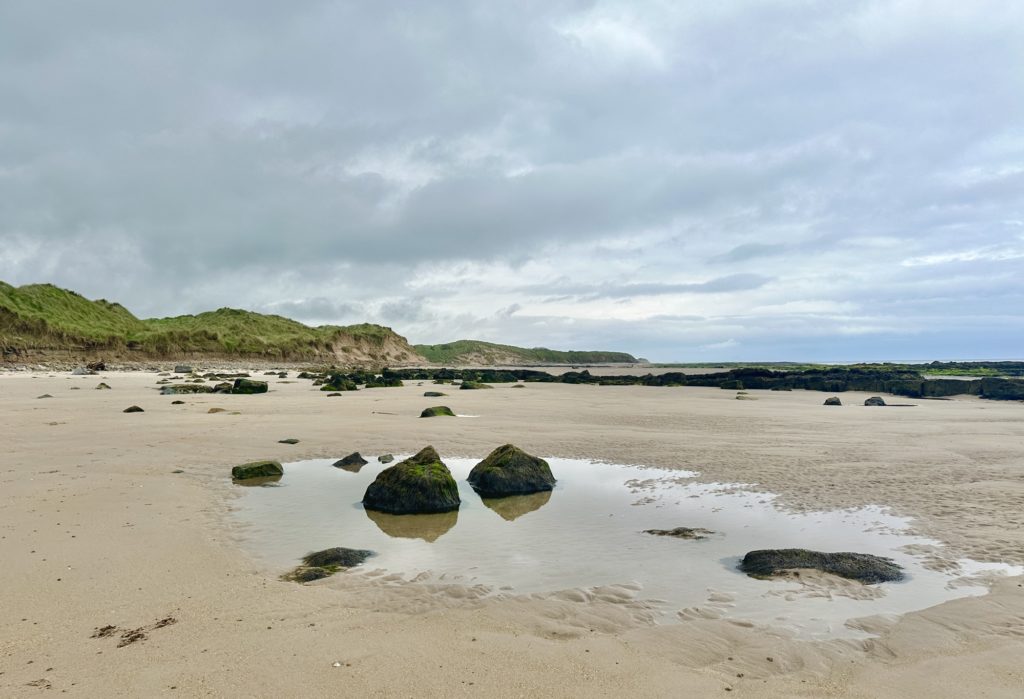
364,507,458,542
233,475,283,487
481,490,552,521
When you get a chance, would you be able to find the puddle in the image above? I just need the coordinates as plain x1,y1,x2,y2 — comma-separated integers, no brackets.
230,456,1020,639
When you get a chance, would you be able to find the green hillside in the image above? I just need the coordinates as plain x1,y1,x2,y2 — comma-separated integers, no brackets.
413,339,638,365
0,281,415,362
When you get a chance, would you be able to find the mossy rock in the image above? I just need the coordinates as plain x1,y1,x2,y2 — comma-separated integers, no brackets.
378,454,394,464
362,446,461,514
123,405,144,413
231,378,268,394
643,527,714,540
864,396,886,406
231,460,284,481
423,391,446,397
467,444,556,497
282,548,374,583
739,549,904,584
333,452,368,472
95,382,111,390
459,381,493,390
160,384,214,395
420,406,455,418
824,396,842,406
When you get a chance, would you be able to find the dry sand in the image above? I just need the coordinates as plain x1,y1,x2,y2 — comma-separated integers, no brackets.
1,371,1022,697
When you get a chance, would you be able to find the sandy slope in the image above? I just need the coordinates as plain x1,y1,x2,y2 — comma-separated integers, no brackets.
1,371,1022,697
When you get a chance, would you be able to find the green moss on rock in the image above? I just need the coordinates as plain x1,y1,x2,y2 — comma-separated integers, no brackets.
231,460,284,481
467,444,556,497
420,406,455,418
459,381,493,390
362,446,461,514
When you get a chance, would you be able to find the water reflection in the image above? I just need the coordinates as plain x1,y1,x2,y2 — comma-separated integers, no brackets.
481,490,553,521
364,507,459,542
334,460,365,473
233,475,283,487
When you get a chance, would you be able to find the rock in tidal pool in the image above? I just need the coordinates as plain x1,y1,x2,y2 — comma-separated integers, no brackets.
420,406,455,418
643,527,714,540
281,547,375,583
864,396,887,406
824,396,842,406
333,452,368,471
231,460,284,481
739,549,904,584
467,444,556,498
378,454,394,464
123,405,144,413
362,446,460,514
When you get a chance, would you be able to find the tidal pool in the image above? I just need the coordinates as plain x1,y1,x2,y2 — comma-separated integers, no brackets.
230,456,1019,639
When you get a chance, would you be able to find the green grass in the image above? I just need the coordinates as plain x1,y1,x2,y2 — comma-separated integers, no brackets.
414,339,637,365
0,281,406,359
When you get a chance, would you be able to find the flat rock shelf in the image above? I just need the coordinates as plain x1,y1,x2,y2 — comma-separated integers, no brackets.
230,456,1020,640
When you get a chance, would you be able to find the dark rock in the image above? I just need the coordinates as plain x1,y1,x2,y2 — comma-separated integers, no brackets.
72,367,95,376
333,452,368,472
824,396,842,406
231,378,268,395
212,382,233,393
467,444,556,497
739,549,904,584
208,407,226,414
300,547,374,568
171,400,185,405
173,365,192,373
378,454,394,464
160,384,214,395
231,460,284,480
326,392,342,397
511,384,525,389
37,394,52,399
420,406,455,418
423,391,446,397
864,396,886,406
459,381,493,390
278,438,300,445
86,360,106,372
362,446,461,514
278,372,288,378
95,382,111,390
123,405,144,413
643,527,713,540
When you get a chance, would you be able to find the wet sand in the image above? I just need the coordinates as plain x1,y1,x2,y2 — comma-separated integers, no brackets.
1,371,1022,697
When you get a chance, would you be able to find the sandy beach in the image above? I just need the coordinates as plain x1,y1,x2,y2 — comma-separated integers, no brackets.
2,371,1022,697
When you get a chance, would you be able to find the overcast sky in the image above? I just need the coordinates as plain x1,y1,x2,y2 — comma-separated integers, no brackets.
2,1,1022,361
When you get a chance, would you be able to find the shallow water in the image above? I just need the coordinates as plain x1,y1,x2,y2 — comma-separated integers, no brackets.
230,456,1020,639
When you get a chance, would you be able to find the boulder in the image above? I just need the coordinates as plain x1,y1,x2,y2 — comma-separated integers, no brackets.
864,396,886,406
95,382,111,390
739,549,903,584
174,365,192,373
123,405,144,413
333,452,368,472
231,378,268,395
86,360,106,372
423,391,446,397
420,406,455,418
824,396,842,406
232,460,284,481
467,444,556,497
300,547,374,568
459,381,493,390
378,454,394,464
362,446,461,514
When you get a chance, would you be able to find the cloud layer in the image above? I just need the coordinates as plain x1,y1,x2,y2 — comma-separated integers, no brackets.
1,1,1022,360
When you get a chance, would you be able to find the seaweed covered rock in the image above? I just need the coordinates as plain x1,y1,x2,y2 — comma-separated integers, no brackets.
231,378,268,394
739,549,903,584
231,460,284,481
423,391,446,397
362,446,460,514
459,381,493,390
643,527,713,540
160,384,214,395
864,396,886,406
282,547,374,583
420,406,455,418
824,396,842,406
467,444,556,497
123,405,144,413
378,454,394,464
334,452,368,472
95,382,111,390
